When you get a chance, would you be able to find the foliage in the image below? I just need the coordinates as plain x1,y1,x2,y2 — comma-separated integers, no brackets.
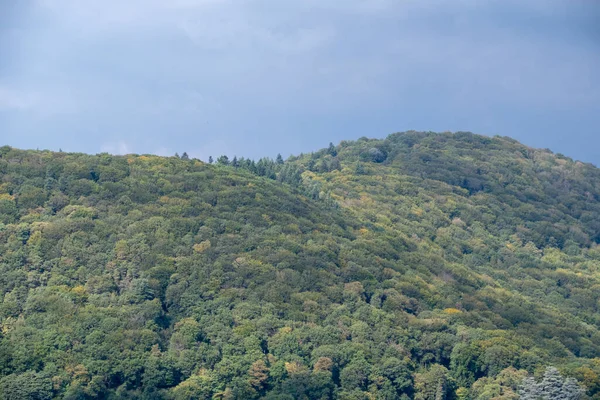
519,366,585,399
0,132,599,398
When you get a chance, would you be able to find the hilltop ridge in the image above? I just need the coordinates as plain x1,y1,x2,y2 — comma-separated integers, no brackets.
0,132,599,399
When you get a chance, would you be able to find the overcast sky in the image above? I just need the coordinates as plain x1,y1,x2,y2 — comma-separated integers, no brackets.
1,0,599,164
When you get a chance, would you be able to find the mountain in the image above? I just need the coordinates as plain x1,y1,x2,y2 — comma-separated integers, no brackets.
0,131,599,399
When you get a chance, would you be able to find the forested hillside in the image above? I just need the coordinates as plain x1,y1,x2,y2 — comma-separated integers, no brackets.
1,131,600,399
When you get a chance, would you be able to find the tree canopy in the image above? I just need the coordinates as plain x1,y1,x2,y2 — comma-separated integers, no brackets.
0,132,600,399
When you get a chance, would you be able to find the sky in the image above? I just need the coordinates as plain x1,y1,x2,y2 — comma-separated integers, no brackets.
1,0,599,164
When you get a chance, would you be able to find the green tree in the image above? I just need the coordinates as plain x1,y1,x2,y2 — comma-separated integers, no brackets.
341,357,371,391
415,364,451,400
327,142,337,157
0,371,54,400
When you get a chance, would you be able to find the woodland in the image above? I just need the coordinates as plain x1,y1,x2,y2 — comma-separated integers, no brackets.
0,131,599,399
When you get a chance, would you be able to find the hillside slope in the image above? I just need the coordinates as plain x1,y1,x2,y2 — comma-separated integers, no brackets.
0,132,599,399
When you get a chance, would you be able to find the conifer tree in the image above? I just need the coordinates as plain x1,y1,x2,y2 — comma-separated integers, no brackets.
519,367,584,400
327,142,337,157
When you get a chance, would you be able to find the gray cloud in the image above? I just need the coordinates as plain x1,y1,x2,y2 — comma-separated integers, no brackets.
1,0,599,163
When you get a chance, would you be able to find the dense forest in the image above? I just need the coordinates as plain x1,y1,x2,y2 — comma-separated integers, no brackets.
0,131,599,399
